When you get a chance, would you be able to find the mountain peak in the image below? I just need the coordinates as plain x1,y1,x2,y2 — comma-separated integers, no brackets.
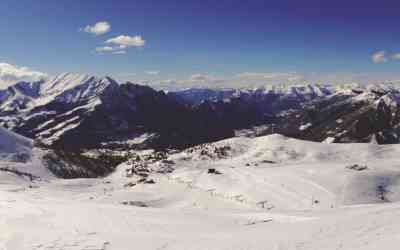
0,73,120,113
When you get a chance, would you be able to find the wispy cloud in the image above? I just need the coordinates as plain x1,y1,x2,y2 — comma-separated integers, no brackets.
236,72,304,82
370,49,400,64
370,50,400,63
106,35,145,48
95,46,116,53
189,74,210,82
145,71,159,75
94,35,145,55
95,46,126,55
112,50,127,55
0,62,47,88
145,73,228,90
391,53,400,60
137,71,400,91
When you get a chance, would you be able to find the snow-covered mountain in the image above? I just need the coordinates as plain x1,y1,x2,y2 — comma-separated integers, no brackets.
0,74,123,146
0,74,335,150
261,85,400,144
169,84,333,106
0,73,112,113
3,73,400,151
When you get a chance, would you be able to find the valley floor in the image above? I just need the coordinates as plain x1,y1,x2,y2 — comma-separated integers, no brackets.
1,135,400,250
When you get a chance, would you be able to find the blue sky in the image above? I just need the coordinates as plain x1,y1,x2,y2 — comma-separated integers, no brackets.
1,0,400,89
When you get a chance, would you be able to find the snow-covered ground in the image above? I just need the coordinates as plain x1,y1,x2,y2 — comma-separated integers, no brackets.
1,132,400,249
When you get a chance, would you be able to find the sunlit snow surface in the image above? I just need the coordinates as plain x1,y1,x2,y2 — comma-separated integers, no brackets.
1,132,400,249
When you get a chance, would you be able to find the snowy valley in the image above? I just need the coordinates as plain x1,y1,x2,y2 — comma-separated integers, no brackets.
1,124,400,249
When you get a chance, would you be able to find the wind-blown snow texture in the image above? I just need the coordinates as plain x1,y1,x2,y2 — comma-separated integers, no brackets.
1,133,400,249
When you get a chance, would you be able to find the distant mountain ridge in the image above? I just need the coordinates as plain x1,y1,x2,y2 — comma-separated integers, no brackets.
170,85,327,106
247,85,400,144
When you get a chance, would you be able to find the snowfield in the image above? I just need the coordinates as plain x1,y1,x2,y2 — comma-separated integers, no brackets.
1,131,400,249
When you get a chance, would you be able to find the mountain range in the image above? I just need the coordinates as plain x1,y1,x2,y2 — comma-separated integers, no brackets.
1,73,400,152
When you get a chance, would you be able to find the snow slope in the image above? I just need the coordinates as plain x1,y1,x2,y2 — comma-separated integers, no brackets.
2,134,400,249
158,134,400,209
0,127,54,186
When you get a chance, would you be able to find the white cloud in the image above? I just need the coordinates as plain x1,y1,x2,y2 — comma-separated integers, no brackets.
95,35,144,55
0,63,47,88
147,74,227,90
371,51,388,64
190,74,210,82
106,35,145,48
370,50,400,63
146,71,159,75
391,53,400,60
82,21,111,36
